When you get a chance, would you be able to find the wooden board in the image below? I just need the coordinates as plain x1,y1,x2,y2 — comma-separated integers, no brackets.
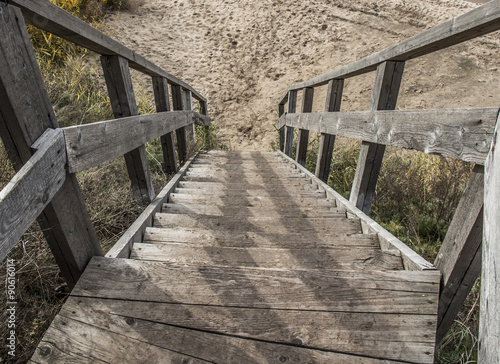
64,111,208,173
73,257,440,314
174,187,326,198
277,108,497,166
284,90,297,157
54,296,434,362
132,242,402,270
295,87,314,166
153,213,362,233
143,226,378,248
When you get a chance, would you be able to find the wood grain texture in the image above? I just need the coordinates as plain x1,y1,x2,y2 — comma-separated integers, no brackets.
105,153,198,259
10,0,206,103
278,108,497,165
479,114,500,364
74,257,440,314
58,296,435,362
171,85,188,163
0,129,66,262
278,0,500,101
284,90,297,157
434,165,483,345
101,55,155,204
350,61,404,214
315,79,343,182
63,111,208,173
295,87,314,166
152,76,177,174
0,4,101,287
278,151,436,271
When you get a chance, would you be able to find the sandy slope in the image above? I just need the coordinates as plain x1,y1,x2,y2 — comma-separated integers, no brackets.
105,0,500,150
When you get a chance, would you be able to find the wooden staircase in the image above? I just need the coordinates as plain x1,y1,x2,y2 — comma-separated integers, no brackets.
30,151,440,363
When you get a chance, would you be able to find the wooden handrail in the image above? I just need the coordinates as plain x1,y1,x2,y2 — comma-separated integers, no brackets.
278,108,498,165
279,0,500,105
64,111,210,173
0,129,66,262
9,0,207,104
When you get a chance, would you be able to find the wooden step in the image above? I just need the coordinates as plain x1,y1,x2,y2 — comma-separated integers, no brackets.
174,187,326,198
178,180,320,192
143,226,379,248
162,202,347,218
153,213,362,234
168,193,337,208
131,242,403,270
38,257,439,363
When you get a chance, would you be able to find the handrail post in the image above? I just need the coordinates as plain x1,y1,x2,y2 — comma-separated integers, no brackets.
315,79,344,182
278,103,286,152
284,90,298,157
434,165,483,346
171,85,188,163
152,76,178,174
349,61,405,214
184,89,196,145
101,55,155,204
479,116,500,363
295,87,314,166
0,3,102,288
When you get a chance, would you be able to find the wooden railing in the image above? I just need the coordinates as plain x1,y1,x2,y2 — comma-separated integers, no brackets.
277,0,500,360
0,1,209,288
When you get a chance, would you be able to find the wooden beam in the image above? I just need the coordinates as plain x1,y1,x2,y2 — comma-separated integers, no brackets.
106,153,199,259
315,79,343,182
278,151,436,271
277,108,496,165
434,165,483,345
10,0,206,103
284,90,298,157
295,88,314,167
171,85,188,164
350,61,405,214
0,3,101,287
479,114,500,364
0,129,66,262
278,0,500,99
64,111,209,173
152,77,177,174
184,90,195,145
101,55,155,204
278,104,285,152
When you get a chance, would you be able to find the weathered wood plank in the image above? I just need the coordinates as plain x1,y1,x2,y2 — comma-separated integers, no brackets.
278,151,436,271
171,85,189,164
56,297,403,364
74,257,440,314
60,296,435,362
105,153,198,259
350,61,405,214
154,213,361,233
279,103,286,151
31,314,210,363
143,227,378,248
479,114,500,364
152,76,177,174
63,111,209,173
132,242,402,270
279,0,500,99
174,187,325,198
162,202,347,218
10,0,206,103
277,108,497,166
315,79,343,182
0,129,66,262
101,55,155,204
0,4,101,287
284,90,297,157
434,165,483,345
184,89,196,145
295,87,314,166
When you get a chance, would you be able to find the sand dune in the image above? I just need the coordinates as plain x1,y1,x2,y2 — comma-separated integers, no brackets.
106,0,500,150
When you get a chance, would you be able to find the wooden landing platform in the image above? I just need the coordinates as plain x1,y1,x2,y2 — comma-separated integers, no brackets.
31,151,440,364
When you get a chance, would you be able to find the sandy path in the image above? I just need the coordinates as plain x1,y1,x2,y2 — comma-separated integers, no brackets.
106,0,500,151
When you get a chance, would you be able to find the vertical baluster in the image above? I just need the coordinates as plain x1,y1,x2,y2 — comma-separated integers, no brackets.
284,90,298,157
295,87,314,167
315,79,344,182
349,61,405,214
278,103,286,152
171,85,188,164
